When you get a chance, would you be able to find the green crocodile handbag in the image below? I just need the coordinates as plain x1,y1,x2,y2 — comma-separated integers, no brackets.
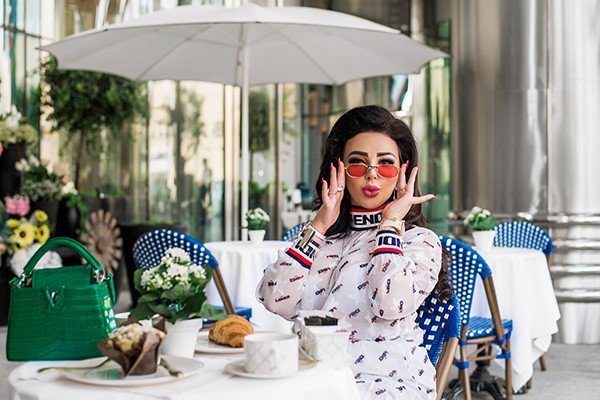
6,237,117,361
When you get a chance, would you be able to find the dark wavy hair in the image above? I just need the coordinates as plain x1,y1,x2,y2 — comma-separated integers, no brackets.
314,105,452,300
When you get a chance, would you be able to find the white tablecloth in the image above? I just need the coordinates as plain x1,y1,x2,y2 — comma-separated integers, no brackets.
471,248,561,390
7,354,359,400
205,241,293,333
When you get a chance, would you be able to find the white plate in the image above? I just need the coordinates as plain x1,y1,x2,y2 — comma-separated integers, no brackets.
224,359,316,379
195,331,245,354
60,355,204,387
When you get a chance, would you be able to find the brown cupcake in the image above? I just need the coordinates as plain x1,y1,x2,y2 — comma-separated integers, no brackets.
98,318,166,376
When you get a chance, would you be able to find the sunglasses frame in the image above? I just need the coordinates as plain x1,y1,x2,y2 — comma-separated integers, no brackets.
344,163,400,178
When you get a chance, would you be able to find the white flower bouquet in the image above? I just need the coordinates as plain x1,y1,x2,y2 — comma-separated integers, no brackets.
130,248,212,324
246,207,270,230
463,206,498,231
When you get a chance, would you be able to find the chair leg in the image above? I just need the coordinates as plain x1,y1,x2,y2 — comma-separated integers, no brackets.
504,338,513,400
459,368,472,400
539,355,547,371
526,378,532,389
212,267,235,315
459,345,472,400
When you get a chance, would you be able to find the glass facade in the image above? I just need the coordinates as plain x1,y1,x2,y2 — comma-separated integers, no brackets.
1,0,451,241
1,0,42,132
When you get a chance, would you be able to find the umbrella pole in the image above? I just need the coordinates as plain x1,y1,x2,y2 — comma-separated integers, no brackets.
241,45,249,241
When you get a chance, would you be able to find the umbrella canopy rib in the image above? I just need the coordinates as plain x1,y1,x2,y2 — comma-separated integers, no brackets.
136,27,211,81
275,27,337,85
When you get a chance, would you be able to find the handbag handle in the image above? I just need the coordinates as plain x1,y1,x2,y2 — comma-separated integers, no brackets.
21,237,105,278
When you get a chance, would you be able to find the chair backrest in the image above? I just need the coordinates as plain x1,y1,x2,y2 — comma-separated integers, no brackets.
439,235,492,328
494,220,554,255
282,221,309,242
418,292,461,365
132,228,218,269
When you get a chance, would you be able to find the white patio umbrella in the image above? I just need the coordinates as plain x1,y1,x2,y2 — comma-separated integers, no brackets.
42,3,445,236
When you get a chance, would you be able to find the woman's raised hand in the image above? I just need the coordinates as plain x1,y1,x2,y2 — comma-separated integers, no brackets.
382,163,435,221
311,158,346,235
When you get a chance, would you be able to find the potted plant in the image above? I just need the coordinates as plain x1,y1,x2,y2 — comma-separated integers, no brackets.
0,106,37,199
15,155,64,231
119,220,187,307
130,247,212,358
41,56,147,188
246,207,270,244
464,206,499,251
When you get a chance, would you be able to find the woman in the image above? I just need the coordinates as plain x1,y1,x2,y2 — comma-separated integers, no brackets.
257,105,451,400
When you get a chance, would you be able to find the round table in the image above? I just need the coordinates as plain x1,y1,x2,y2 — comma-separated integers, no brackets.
7,353,359,400
472,247,561,390
205,241,293,333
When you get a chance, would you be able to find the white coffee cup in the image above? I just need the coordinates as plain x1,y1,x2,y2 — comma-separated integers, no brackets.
244,333,299,375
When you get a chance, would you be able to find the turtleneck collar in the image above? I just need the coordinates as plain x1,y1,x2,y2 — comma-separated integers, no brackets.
349,204,386,230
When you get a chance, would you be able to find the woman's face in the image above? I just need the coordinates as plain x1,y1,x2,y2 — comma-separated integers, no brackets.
342,132,401,209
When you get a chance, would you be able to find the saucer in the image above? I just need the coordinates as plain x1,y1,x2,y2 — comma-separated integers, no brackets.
224,359,316,379
60,355,204,387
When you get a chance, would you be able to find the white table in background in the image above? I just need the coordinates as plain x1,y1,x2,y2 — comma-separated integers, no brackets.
7,354,359,400
205,241,293,333
471,247,561,390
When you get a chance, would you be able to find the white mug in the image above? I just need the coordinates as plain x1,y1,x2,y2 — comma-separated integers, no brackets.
244,333,298,375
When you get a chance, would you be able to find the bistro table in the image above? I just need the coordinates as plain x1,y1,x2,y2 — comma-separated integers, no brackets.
205,240,293,333
7,353,359,400
471,247,561,391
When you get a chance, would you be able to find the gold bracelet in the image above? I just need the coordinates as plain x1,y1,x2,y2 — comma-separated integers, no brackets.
298,223,325,248
378,218,405,237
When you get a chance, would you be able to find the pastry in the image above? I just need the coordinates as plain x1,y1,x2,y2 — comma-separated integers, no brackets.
209,315,254,348
98,319,166,376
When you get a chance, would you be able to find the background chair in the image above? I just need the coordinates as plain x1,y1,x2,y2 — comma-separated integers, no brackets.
132,229,236,316
493,220,553,374
494,220,555,265
281,221,309,242
440,235,513,400
418,292,461,400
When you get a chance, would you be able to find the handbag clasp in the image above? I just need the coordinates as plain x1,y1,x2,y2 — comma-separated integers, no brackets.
18,274,32,287
94,269,106,283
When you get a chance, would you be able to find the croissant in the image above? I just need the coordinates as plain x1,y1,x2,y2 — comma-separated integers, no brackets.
209,315,254,348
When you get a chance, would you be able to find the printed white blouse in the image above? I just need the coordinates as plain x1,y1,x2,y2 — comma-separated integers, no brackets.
256,205,442,400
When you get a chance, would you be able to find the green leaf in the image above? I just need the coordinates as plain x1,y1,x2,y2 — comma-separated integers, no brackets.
138,293,160,303
133,269,145,293
149,303,173,317
129,301,155,321
199,303,228,321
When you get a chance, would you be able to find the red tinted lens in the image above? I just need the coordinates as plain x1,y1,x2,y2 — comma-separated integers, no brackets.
346,164,368,177
378,165,399,178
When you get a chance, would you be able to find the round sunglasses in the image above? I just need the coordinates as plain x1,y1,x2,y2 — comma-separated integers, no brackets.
345,163,400,178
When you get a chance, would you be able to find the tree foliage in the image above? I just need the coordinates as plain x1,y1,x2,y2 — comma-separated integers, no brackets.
40,57,148,185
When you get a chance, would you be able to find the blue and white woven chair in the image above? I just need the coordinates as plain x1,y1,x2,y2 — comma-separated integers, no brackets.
132,229,238,316
440,235,513,400
418,292,461,400
282,221,309,242
494,220,553,375
494,220,554,264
